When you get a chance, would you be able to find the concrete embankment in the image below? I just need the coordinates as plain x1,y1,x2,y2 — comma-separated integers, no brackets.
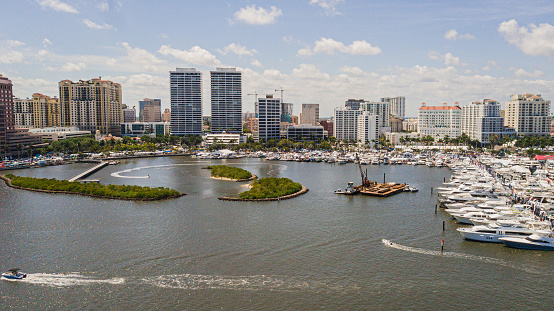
218,185,308,202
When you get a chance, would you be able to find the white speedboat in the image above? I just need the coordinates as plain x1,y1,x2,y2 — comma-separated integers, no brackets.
500,231,554,250
457,224,534,243
2,268,27,280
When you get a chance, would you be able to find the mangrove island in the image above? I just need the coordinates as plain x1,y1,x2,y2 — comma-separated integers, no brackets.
207,165,256,181
1,174,183,201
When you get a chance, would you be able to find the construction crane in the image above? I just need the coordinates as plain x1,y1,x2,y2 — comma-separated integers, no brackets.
274,87,297,103
356,153,370,187
247,91,259,102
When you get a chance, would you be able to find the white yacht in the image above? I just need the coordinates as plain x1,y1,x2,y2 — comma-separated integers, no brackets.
457,223,534,243
500,231,554,250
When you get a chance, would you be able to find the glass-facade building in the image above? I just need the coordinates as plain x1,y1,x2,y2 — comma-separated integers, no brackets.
170,68,202,136
210,68,242,133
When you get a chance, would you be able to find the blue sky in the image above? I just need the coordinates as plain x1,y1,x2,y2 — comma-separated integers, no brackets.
1,0,554,117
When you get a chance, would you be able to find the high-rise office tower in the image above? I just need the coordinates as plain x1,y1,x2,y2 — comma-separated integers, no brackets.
381,96,405,119
0,74,14,149
122,104,137,123
170,68,202,136
255,94,281,142
210,68,242,133
300,103,319,126
58,78,122,135
139,98,162,122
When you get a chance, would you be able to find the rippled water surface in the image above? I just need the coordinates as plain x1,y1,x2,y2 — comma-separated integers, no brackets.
1,156,552,310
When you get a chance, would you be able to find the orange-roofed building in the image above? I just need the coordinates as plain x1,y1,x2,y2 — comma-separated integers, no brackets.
417,102,462,138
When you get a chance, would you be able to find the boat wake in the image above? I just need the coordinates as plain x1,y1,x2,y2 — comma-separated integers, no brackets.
111,163,208,178
381,239,545,275
142,274,311,291
7,273,125,287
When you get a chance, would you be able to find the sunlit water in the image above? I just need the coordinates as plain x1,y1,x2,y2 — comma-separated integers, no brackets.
1,157,552,309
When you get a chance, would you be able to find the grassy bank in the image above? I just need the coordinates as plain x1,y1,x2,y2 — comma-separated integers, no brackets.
239,177,302,199
3,174,182,200
207,165,253,180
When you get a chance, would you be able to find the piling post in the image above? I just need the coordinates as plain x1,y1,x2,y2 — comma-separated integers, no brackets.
383,173,386,184
442,220,445,231
441,238,444,253
435,204,437,214
444,177,446,182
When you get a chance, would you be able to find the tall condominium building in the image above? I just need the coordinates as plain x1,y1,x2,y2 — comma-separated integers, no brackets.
122,104,137,123
59,78,122,135
0,74,14,150
281,102,293,123
13,98,34,128
255,94,281,142
418,103,461,139
381,96,405,119
170,68,202,136
334,107,364,141
345,99,364,111
14,94,61,129
461,99,505,144
162,108,171,123
211,67,242,133
300,103,319,126
1,74,42,157
357,111,379,146
32,93,60,128
361,101,390,134
504,93,551,136
139,98,162,122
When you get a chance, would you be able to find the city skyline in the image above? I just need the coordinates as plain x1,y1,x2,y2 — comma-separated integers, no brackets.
1,1,554,117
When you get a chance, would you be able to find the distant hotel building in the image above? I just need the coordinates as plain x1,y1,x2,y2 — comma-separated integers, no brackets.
418,103,461,139
162,108,171,123
504,94,550,136
403,118,418,132
286,124,326,142
461,99,505,144
281,102,293,123
334,107,364,141
14,93,61,129
59,77,122,135
381,96,405,119
211,68,242,133
300,103,319,126
170,68,202,136
139,98,161,122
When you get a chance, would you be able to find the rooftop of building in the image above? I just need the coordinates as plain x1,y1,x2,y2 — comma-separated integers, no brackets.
419,103,461,110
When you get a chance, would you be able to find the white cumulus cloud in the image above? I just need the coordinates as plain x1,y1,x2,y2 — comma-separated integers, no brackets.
45,62,87,72
217,43,257,56
310,0,344,16
510,67,545,78
251,59,262,67
298,38,381,56
83,19,115,30
428,51,466,66
158,45,222,67
292,64,331,81
498,19,554,57
97,1,109,11
37,0,78,13
233,5,282,25
444,29,475,40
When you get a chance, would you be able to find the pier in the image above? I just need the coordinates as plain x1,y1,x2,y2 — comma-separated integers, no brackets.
68,161,108,182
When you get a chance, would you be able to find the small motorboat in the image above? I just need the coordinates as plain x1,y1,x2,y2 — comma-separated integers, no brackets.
2,268,27,280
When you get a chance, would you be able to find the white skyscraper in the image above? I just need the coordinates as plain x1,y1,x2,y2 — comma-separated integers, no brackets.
504,93,550,136
461,99,504,144
255,94,281,142
381,96,405,119
357,111,379,146
211,68,242,133
334,107,364,141
361,101,390,134
170,68,202,136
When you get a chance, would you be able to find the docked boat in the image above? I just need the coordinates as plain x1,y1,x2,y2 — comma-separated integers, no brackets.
500,231,554,250
2,268,27,280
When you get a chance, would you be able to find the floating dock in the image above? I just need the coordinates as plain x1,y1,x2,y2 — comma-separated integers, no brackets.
68,161,108,182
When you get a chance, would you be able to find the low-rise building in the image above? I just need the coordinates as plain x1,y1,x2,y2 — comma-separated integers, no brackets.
203,132,245,145
286,124,327,142
402,118,418,132
28,126,90,141
121,122,169,137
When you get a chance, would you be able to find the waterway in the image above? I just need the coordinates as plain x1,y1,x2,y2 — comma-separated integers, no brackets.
1,156,552,310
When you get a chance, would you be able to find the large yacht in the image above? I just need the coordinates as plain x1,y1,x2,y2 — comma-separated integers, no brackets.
500,231,554,250
457,223,534,243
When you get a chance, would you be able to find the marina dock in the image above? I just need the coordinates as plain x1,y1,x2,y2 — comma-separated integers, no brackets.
68,161,108,182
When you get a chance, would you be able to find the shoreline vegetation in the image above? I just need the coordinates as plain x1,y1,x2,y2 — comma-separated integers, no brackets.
219,177,308,201
206,165,257,182
0,174,184,201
